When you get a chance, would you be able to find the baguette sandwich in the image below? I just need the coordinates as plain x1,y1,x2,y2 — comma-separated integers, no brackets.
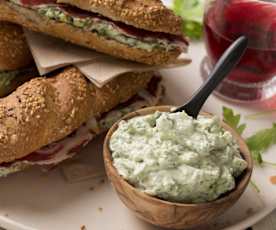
0,67,163,177
0,20,163,177
0,0,189,65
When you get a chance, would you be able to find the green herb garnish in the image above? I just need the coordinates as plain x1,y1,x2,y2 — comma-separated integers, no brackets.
222,107,276,193
250,180,260,193
172,0,204,39
222,107,276,165
246,124,276,165
223,107,247,135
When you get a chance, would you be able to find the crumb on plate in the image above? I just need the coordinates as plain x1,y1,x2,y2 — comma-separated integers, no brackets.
270,176,276,184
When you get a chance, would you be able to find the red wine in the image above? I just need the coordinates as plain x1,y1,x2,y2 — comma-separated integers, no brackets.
204,0,276,84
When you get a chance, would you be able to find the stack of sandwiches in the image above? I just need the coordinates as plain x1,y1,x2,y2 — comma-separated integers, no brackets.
0,0,188,177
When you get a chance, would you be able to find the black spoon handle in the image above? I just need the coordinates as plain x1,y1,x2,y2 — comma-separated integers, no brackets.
173,36,248,117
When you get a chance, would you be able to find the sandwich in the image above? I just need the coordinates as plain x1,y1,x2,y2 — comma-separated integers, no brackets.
0,66,163,177
0,21,163,178
0,21,163,177
0,21,36,97
0,0,189,65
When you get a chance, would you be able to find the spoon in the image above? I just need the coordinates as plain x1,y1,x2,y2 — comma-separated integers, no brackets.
173,36,248,118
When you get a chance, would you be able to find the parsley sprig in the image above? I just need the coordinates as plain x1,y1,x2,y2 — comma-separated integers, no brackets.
223,107,247,135
246,124,276,165
223,107,276,165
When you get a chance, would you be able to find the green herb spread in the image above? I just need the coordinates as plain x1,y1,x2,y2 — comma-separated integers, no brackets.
37,6,179,52
0,70,20,85
110,111,247,203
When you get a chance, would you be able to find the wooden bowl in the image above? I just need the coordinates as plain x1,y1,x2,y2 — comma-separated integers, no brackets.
103,106,253,229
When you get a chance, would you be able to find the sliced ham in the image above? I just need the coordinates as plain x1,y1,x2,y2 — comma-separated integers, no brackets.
20,0,56,5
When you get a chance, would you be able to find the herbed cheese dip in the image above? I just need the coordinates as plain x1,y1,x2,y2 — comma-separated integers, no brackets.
109,111,248,203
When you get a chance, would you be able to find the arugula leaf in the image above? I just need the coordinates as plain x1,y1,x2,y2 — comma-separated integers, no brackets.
173,0,204,39
222,107,247,135
246,124,276,165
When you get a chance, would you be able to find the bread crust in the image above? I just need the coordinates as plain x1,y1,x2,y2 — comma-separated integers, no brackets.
0,0,184,65
0,67,153,164
57,0,182,35
0,21,33,71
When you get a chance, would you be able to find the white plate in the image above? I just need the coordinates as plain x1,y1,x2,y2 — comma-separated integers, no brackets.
0,43,276,230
